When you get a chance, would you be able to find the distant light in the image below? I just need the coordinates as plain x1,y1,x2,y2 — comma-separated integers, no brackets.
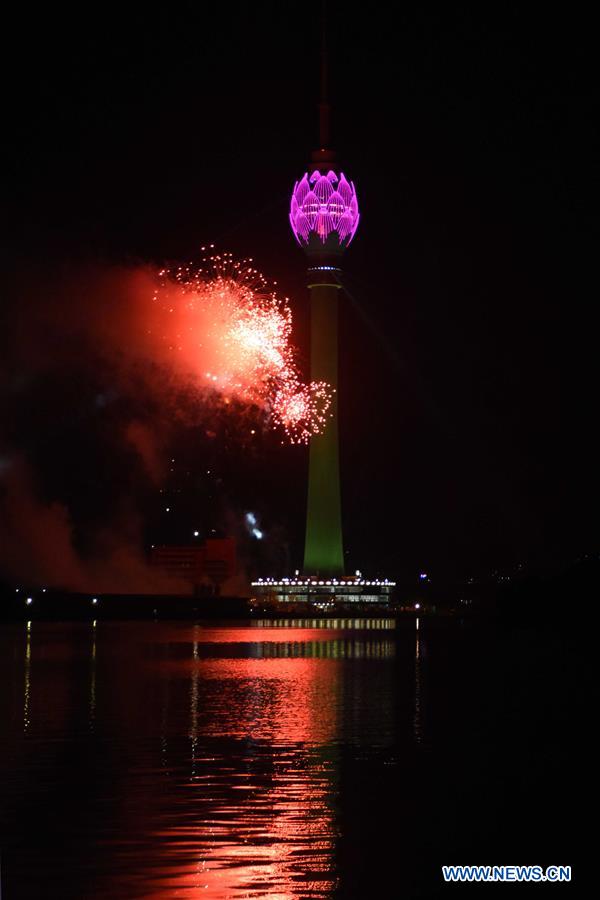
92,597,98,605
193,530,199,537
26,597,33,605
415,603,421,610
42,588,47,593
165,507,170,512
245,512,257,527
419,573,428,580
252,528,263,540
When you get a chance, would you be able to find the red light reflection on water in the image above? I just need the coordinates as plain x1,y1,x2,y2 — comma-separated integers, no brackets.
12,621,396,898
142,627,344,897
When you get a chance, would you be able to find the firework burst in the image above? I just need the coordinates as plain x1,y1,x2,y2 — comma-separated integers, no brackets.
154,251,332,443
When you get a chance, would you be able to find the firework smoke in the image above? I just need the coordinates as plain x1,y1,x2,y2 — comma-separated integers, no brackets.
0,253,318,592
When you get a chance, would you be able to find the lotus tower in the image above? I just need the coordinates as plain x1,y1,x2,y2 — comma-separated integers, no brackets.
252,39,394,606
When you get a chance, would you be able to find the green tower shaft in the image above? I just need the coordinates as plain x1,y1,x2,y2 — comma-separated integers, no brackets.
304,269,344,575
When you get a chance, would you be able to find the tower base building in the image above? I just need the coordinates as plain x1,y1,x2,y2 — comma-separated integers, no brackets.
251,575,395,611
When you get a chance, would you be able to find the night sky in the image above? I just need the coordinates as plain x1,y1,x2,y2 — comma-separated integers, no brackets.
1,2,596,586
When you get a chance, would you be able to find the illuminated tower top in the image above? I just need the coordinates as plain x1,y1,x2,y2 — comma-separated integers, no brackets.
290,171,359,251
289,15,359,257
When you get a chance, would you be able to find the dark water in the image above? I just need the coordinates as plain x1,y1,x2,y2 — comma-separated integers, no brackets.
0,618,577,897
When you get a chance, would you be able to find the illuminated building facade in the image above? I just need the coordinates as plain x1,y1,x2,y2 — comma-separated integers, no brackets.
252,576,395,609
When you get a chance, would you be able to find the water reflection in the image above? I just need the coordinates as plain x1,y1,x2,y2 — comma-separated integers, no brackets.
1,618,576,897
146,747,338,898
414,617,423,744
191,638,396,659
89,619,97,731
1,621,406,898
23,620,31,733
149,627,352,895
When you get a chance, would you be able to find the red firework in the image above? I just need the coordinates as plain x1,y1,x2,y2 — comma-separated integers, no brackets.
153,251,332,444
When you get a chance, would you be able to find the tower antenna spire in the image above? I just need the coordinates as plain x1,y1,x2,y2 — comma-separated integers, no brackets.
319,1,331,150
